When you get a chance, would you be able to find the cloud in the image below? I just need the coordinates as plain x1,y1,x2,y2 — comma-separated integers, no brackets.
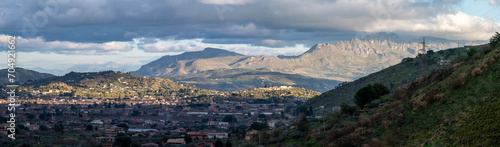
0,0,498,50
198,0,255,5
260,39,287,47
490,0,499,5
0,34,133,54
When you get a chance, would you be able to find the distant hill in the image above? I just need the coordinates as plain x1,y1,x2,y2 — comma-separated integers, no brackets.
21,70,211,99
132,47,245,77
304,46,469,108
0,67,55,84
133,32,477,82
170,68,341,92
16,70,319,100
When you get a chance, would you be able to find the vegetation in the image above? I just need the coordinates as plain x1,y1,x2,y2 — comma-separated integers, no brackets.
0,67,55,84
306,46,469,108
354,83,389,108
171,68,340,92
489,32,500,48
265,43,500,146
7,70,319,101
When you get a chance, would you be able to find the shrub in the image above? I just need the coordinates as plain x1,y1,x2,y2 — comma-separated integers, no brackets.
341,102,357,115
451,74,467,89
412,100,427,110
453,55,467,64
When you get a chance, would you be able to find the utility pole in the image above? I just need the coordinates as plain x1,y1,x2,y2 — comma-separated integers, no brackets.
420,38,427,77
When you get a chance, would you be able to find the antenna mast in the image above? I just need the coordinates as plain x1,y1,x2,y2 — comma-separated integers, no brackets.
420,38,426,77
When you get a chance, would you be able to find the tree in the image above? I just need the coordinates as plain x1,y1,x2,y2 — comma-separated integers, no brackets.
341,102,356,115
354,86,377,108
114,136,131,147
489,32,500,48
308,106,313,115
296,106,311,116
27,113,35,120
251,122,268,131
86,125,93,131
354,83,389,108
184,134,193,143
39,125,48,131
39,113,46,121
257,114,267,120
116,123,129,131
297,113,309,132
215,139,224,147
225,140,232,147
222,115,237,123
54,122,64,135
371,83,390,97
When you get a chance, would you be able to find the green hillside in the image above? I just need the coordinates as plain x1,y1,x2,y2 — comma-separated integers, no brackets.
305,46,468,108
171,68,340,92
12,70,319,101
20,70,212,99
251,43,499,146
0,67,55,84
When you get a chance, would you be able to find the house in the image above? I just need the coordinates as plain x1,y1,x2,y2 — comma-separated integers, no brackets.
207,133,228,139
96,137,115,142
173,127,186,133
132,119,143,124
439,59,451,65
91,119,104,125
267,120,276,128
245,130,259,140
166,139,186,145
63,138,78,144
144,130,157,136
102,141,113,147
188,132,208,140
141,143,159,147
28,124,39,130
218,122,229,129
0,129,8,135
197,141,214,147
207,121,218,126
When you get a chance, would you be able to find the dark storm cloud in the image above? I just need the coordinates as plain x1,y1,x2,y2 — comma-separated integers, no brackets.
0,0,497,53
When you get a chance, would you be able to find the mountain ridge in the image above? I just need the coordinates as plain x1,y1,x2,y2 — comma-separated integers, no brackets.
0,67,55,84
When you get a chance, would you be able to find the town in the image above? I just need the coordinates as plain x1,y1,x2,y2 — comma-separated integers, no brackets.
0,88,318,147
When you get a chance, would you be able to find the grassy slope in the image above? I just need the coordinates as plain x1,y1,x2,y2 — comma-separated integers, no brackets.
304,46,500,146
251,46,498,147
305,47,467,108
171,68,340,92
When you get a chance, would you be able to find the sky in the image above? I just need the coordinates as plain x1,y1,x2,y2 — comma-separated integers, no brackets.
0,0,499,74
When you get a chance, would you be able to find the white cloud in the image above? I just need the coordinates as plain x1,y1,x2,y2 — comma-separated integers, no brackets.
0,34,133,54
141,44,206,52
360,11,500,40
261,39,286,47
490,0,499,5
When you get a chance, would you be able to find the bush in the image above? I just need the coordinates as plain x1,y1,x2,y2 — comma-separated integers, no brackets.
341,102,357,115
453,55,467,64
451,73,467,89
